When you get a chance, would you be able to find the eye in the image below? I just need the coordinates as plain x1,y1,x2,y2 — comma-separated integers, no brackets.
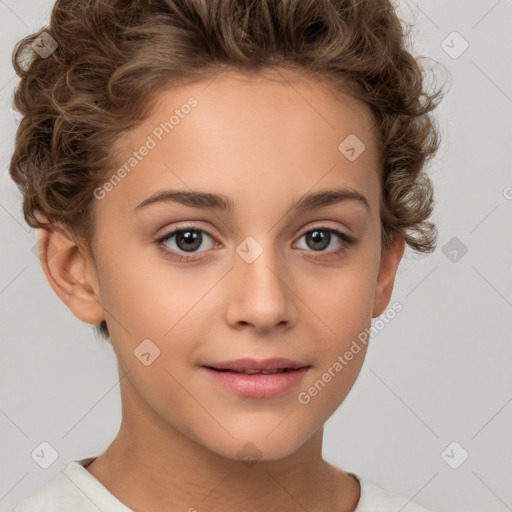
154,224,356,263
295,227,355,258
154,225,218,263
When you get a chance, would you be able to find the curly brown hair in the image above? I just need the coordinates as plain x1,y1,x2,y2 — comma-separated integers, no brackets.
9,0,445,341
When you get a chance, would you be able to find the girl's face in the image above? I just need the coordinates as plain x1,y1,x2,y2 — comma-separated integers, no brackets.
81,69,404,461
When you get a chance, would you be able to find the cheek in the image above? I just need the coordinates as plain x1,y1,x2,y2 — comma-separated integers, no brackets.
305,264,377,338
294,346,367,438
99,258,215,386
299,264,375,400
97,248,187,338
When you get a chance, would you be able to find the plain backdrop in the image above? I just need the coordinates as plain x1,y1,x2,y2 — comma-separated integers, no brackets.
1,1,511,511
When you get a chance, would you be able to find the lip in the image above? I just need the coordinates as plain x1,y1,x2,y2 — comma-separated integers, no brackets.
202,357,308,372
200,358,310,398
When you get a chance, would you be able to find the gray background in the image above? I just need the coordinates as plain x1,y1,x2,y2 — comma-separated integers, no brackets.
1,1,511,511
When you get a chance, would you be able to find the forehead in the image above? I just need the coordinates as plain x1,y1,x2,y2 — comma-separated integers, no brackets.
144,68,379,155
97,68,381,219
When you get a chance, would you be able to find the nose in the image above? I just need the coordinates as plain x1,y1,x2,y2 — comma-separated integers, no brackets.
224,240,298,334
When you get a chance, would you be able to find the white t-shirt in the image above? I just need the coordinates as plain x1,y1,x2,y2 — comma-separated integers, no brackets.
14,456,434,512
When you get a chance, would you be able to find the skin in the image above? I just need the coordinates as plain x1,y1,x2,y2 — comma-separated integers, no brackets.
37,68,405,512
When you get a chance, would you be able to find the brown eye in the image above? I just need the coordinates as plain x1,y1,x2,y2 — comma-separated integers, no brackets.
154,226,218,262
295,227,355,257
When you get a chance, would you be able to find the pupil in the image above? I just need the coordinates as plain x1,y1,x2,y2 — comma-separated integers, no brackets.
174,229,331,253
177,230,201,252
308,230,330,251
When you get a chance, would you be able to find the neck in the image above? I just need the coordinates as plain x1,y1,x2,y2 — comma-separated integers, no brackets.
85,368,360,512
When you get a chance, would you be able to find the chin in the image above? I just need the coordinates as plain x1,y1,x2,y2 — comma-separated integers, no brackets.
201,427,311,464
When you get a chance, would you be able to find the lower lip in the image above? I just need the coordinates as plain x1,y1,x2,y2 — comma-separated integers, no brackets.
200,366,310,398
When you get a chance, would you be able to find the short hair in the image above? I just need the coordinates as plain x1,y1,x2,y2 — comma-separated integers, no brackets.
9,0,446,341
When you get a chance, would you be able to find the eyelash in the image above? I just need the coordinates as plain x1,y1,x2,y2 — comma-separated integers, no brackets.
154,224,356,263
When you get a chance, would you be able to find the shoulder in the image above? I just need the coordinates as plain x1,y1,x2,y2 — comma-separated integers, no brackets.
14,457,132,512
351,473,435,512
14,470,89,512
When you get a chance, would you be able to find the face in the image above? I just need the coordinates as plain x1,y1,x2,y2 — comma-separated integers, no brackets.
48,68,404,462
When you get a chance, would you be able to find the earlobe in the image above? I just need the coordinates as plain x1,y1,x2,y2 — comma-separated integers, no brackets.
372,233,405,318
36,217,105,325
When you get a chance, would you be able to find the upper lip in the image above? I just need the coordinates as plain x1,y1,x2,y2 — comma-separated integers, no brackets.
202,358,309,372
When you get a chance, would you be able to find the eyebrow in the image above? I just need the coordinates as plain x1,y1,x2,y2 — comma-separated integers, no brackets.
132,187,370,213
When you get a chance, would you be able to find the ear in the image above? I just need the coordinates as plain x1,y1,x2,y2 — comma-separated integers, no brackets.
372,233,405,318
35,215,105,325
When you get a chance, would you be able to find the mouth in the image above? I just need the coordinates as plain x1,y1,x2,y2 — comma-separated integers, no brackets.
202,357,309,373
200,358,310,398
204,367,306,374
